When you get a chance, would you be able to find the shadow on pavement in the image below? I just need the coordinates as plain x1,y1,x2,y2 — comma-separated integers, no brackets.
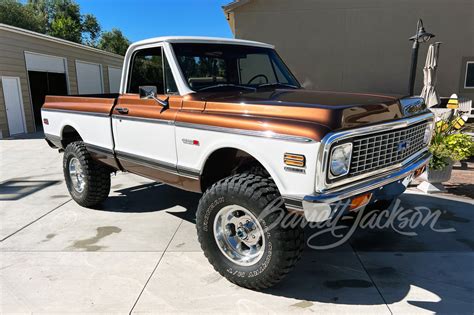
0,180,61,200
95,182,200,223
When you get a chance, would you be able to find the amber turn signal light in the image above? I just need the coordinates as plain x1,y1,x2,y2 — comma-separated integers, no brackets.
414,165,426,178
284,153,305,167
349,192,372,211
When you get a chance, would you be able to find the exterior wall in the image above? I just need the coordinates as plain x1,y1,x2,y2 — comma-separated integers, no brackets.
0,26,124,138
229,0,474,100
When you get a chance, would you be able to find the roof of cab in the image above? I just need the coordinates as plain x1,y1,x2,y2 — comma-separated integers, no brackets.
130,36,274,49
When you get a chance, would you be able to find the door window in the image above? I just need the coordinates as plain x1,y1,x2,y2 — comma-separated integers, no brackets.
127,47,177,94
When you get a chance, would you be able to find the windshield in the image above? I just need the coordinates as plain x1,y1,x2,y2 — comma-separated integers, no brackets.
171,43,300,91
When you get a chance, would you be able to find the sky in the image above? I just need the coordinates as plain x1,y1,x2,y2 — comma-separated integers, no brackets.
76,0,234,42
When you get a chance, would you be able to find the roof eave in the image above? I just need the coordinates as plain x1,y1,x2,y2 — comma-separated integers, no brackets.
222,0,251,13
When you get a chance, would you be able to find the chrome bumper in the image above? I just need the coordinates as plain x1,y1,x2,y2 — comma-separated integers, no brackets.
286,151,431,222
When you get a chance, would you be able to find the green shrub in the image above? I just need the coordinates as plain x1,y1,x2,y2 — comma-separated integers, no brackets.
428,113,474,170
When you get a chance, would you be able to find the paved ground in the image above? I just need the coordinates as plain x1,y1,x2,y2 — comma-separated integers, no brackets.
1,134,473,314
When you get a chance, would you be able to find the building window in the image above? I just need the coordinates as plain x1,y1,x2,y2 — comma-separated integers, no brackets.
465,61,474,89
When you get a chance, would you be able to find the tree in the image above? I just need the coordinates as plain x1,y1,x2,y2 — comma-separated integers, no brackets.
0,0,129,53
98,28,130,55
27,0,101,45
0,0,45,33
81,13,100,46
0,0,101,45
49,15,81,42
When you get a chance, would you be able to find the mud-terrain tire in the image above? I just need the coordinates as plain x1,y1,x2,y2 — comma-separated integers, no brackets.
196,173,304,290
63,141,111,207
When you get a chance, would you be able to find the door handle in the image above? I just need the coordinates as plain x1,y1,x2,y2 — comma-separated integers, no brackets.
116,107,129,114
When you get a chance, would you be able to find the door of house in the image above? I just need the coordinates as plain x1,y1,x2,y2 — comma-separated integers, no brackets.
1,76,26,136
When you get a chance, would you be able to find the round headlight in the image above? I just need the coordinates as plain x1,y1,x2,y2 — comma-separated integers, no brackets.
423,122,434,144
329,143,352,178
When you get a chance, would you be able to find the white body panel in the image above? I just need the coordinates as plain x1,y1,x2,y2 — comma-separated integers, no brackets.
176,126,319,196
41,110,114,150
2,76,27,135
112,117,177,167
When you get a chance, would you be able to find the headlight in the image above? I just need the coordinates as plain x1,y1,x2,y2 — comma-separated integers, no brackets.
423,122,434,144
329,143,352,178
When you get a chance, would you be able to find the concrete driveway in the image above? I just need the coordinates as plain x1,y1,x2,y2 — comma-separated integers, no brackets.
1,134,473,314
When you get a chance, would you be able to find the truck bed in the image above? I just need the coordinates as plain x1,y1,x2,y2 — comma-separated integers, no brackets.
41,95,118,155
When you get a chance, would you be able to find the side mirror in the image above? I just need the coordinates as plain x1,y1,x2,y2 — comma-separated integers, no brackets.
139,85,169,109
139,86,157,99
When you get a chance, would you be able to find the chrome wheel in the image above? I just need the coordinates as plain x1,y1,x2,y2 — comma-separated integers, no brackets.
68,157,85,193
213,205,265,266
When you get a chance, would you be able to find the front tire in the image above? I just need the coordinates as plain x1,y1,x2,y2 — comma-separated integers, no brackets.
196,173,304,290
63,141,111,207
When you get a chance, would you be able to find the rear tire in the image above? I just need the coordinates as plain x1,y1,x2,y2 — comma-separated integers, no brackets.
63,141,111,207
196,173,304,290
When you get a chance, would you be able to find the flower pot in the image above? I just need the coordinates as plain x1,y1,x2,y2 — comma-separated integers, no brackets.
427,160,453,183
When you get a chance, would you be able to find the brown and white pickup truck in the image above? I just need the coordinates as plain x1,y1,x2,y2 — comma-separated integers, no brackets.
42,36,434,289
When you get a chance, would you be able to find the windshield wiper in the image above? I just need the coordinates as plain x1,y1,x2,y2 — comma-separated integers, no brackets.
197,84,257,92
257,82,300,89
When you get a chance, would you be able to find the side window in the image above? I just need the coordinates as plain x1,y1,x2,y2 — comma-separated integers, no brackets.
128,47,164,94
238,54,277,85
127,47,178,94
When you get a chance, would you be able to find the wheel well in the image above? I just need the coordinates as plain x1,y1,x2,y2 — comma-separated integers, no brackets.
200,148,270,192
61,125,82,148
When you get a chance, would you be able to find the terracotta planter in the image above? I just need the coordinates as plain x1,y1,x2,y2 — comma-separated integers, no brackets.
427,160,453,183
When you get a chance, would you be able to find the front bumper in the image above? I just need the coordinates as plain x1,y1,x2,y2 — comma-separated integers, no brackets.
286,151,430,222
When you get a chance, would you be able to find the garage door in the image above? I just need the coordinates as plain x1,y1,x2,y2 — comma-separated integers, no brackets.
25,52,67,74
108,67,122,93
75,61,103,94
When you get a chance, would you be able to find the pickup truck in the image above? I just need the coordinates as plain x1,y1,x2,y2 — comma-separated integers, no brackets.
42,36,434,289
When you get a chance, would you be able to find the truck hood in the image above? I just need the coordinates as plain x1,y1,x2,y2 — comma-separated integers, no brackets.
199,89,427,131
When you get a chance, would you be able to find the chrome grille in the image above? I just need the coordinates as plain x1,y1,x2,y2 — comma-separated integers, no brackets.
349,122,427,177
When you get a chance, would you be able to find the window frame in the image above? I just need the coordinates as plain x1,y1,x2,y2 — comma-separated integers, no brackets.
464,61,474,89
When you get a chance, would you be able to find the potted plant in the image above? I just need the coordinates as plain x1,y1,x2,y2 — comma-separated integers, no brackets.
427,113,474,183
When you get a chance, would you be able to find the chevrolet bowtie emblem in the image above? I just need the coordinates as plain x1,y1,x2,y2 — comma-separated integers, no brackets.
397,140,410,152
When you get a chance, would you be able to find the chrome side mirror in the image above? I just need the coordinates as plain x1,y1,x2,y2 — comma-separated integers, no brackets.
139,85,157,99
139,86,169,109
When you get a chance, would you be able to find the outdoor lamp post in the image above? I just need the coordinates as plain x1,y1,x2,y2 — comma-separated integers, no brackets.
408,19,435,95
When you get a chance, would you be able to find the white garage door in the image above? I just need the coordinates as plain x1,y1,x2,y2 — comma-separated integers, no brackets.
25,52,67,73
76,61,103,94
108,67,122,93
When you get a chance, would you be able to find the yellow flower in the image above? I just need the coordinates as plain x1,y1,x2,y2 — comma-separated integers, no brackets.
436,121,448,132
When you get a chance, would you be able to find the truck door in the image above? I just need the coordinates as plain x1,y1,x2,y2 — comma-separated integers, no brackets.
112,45,182,182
